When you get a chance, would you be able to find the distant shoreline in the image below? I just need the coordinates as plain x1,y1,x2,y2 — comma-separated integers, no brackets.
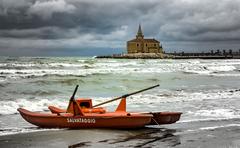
96,53,240,59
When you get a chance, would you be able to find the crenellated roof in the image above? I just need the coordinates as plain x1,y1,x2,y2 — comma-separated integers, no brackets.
128,38,159,43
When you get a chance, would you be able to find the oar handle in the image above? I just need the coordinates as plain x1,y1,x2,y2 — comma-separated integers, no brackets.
123,84,159,98
93,84,159,107
67,85,79,112
70,85,79,101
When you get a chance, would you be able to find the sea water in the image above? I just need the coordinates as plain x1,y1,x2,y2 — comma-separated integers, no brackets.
0,56,240,136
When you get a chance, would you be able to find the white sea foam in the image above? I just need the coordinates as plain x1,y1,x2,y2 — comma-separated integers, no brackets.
0,127,61,136
48,63,91,68
180,108,240,124
206,65,236,72
0,66,172,80
179,117,238,123
0,61,93,69
184,109,240,122
183,65,237,74
192,109,238,118
199,124,240,130
129,89,240,104
0,99,68,115
0,96,114,115
128,90,240,120
0,78,5,83
181,124,240,135
1,89,239,115
0,63,39,67
211,73,240,77
1,59,240,81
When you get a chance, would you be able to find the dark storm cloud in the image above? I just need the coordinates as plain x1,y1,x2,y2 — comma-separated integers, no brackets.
0,0,240,55
0,0,161,37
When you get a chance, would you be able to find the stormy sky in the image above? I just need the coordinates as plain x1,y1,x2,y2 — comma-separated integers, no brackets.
1,0,240,56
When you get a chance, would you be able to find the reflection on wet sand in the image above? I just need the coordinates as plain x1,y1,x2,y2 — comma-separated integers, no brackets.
68,141,91,148
68,127,180,148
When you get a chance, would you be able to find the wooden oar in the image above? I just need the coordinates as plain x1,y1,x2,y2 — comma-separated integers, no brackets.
93,84,159,107
66,85,79,113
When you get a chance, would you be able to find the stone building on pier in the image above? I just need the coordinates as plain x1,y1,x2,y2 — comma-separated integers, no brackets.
127,25,163,54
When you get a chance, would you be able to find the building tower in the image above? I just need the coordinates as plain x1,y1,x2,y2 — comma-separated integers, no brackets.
136,24,144,39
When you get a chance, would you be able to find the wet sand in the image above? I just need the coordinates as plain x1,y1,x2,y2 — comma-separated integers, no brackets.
1,121,240,148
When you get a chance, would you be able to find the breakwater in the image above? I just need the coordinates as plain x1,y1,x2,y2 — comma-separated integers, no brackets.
96,51,240,59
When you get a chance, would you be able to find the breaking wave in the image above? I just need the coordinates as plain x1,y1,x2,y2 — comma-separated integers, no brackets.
0,96,111,115
183,65,237,75
0,61,239,81
184,109,240,123
129,89,240,105
0,98,68,115
1,58,240,82
1,89,240,116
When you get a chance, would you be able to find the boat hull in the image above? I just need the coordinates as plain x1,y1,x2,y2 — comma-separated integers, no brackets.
148,112,182,125
48,106,182,125
18,108,152,129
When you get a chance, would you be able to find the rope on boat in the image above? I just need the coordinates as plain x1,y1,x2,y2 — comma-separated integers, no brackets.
151,117,161,128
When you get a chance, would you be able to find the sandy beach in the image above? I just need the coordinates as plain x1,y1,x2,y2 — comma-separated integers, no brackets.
1,118,240,148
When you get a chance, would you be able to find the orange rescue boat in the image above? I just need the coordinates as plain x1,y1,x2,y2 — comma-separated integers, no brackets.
48,98,181,125
18,98,152,128
18,85,182,128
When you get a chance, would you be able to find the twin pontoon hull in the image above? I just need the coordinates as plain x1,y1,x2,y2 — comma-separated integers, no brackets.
18,108,153,129
48,106,182,125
